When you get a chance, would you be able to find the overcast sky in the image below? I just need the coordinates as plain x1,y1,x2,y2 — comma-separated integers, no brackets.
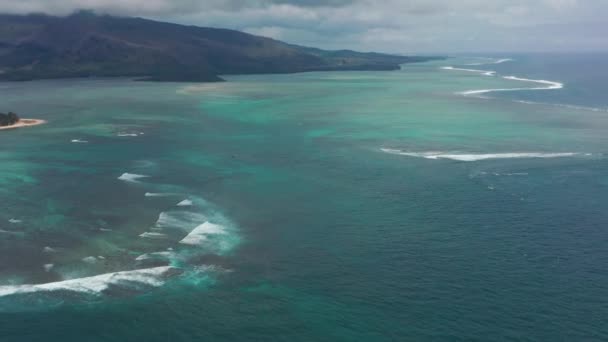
1,0,606,53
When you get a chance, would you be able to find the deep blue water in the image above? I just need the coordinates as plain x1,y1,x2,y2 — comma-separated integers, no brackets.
473,53,608,109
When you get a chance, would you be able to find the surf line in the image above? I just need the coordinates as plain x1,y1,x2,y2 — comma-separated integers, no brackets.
465,58,513,66
459,76,563,96
440,66,496,76
440,58,563,96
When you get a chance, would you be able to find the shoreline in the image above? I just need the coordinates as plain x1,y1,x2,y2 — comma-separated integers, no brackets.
0,119,46,130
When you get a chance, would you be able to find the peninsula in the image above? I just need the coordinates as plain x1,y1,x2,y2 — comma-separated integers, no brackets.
0,12,443,82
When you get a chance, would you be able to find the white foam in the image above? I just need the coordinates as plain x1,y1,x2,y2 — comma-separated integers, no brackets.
179,222,226,246
82,256,98,264
0,266,175,297
177,199,193,207
441,58,563,97
503,76,563,89
494,58,513,64
8,219,21,224
139,232,167,239
441,66,496,76
43,246,56,253
154,211,207,231
459,75,563,95
145,192,176,197
117,173,149,183
44,264,54,272
381,148,582,161
493,172,529,176
71,139,88,143
117,133,139,137
135,251,175,261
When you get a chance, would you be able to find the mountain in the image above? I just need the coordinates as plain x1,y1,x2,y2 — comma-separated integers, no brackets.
0,12,442,82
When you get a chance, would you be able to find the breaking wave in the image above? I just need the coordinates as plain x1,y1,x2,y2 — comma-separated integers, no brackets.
465,58,513,66
380,148,588,161
117,173,149,183
460,76,563,96
180,222,227,246
0,266,177,297
177,199,193,207
441,57,564,96
145,192,178,197
441,66,496,76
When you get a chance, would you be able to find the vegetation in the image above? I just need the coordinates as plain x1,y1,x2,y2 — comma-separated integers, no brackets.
0,112,19,126
0,12,443,82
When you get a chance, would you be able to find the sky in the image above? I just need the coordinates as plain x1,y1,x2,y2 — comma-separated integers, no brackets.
0,0,606,54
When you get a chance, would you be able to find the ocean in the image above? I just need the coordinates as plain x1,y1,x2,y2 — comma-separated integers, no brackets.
0,53,607,341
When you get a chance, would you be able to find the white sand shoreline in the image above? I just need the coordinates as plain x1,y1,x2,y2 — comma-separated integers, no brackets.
0,119,46,130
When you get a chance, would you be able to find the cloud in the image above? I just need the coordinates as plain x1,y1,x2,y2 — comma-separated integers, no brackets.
0,0,606,53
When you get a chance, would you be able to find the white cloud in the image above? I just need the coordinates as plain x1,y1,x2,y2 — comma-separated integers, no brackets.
1,0,606,53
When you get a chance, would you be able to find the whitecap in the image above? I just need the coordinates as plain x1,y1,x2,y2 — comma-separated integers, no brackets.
145,192,177,197
0,266,175,297
138,211,207,241
503,76,563,89
441,66,496,76
494,172,529,176
441,58,564,97
8,219,21,224
135,251,175,261
494,58,513,64
44,264,54,272
179,222,226,246
381,148,583,161
82,256,98,264
71,139,88,143
177,199,193,207
459,75,563,96
154,211,207,231
117,173,149,183
139,232,167,239
465,58,513,66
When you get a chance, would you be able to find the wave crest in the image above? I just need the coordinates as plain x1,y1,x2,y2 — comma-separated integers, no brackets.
381,148,586,161
0,266,177,297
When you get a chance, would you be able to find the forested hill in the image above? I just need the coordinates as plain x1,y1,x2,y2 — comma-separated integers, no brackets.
0,12,442,82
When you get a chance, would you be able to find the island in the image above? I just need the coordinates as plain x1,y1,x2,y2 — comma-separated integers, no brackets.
0,112,45,130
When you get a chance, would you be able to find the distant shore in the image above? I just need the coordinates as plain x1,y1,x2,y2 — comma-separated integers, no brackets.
0,119,46,130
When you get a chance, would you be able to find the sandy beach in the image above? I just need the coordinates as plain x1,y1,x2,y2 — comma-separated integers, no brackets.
0,119,46,130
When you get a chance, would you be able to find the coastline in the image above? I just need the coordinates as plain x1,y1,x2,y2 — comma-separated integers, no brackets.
1,58,445,83
0,119,46,130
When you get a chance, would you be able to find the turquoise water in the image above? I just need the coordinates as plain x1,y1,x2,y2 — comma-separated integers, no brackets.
1,55,608,340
